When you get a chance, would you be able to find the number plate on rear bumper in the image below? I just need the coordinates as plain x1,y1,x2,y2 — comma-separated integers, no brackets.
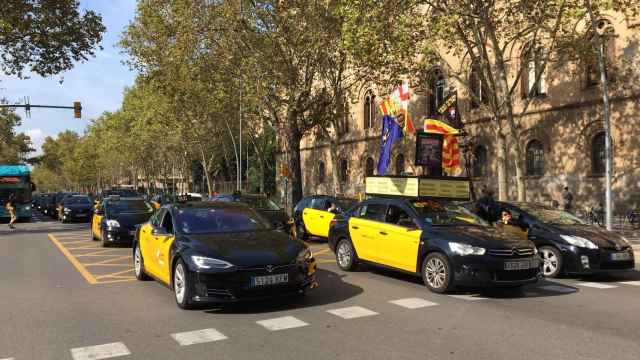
504,260,538,271
251,274,289,287
611,252,631,261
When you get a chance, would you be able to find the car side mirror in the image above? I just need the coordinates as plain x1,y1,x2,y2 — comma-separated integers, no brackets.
152,227,169,236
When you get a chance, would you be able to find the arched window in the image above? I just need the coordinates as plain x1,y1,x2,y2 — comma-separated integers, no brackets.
318,161,325,184
591,132,606,175
526,140,545,176
365,157,375,177
521,43,547,98
363,91,376,129
586,19,616,87
395,154,405,175
473,145,487,177
427,68,446,116
341,99,350,134
339,159,349,183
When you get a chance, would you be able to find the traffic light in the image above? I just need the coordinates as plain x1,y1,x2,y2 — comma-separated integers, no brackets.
73,101,82,119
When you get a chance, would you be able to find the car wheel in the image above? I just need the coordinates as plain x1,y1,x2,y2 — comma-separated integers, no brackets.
539,246,562,278
133,244,150,281
296,222,309,241
101,230,110,248
336,239,358,271
173,259,194,309
422,252,454,293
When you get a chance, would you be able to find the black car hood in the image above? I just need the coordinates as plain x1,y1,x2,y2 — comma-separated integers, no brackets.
112,212,153,229
547,224,629,249
185,230,302,267
428,225,532,249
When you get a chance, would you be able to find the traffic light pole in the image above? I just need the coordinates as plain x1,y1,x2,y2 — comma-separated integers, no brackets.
0,102,82,118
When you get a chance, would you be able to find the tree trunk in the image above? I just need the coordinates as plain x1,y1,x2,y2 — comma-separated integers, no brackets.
329,137,341,196
287,128,303,211
496,130,508,201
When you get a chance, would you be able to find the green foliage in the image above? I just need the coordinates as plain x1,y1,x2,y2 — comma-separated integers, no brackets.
0,105,34,163
0,0,106,78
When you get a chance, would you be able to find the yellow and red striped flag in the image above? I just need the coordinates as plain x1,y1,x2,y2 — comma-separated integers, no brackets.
423,119,461,175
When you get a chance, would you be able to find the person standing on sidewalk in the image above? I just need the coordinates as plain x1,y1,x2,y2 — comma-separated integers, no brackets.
6,193,17,229
562,186,574,212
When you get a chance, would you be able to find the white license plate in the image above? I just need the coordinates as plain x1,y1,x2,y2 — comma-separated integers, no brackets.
504,260,534,271
252,273,289,287
76,213,86,217
611,252,631,261
129,230,136,236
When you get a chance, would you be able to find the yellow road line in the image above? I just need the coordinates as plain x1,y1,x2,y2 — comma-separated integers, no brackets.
96,278,137,285
77,248,126,256
83,255,131,266
75,254,128,257
66,246,103,250
95,269,134,280
83,263,131,267
317,259,336,264
313,248,331,256
58,240,93,245
47,234,98,285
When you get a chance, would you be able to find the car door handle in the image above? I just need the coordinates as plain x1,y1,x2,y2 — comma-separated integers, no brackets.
351,226,359,230
319,215,324,219
379,231,388,235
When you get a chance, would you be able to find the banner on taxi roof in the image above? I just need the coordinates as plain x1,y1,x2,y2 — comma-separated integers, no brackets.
365,176,470,200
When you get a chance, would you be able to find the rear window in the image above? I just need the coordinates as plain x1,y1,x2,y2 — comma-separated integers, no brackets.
411,200,488,226
175,207,272,234
107,200,152,214
239,197,280,210
64,196,91,205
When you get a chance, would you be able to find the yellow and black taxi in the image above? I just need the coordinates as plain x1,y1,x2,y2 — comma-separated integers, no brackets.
328,176,542,293
91,196,154,247
293,195,356,240
481,202,635,278
132,201,318,309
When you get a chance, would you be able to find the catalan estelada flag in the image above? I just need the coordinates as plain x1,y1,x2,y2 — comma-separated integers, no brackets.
423,119,461,175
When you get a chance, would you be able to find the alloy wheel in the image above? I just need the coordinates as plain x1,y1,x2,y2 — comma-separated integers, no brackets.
540,248,559,276
134,246,142,277
337,242,352,268
174,263,186,304
425,257,447,289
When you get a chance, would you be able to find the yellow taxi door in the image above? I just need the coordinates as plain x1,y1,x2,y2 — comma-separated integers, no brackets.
92,212,103,239
315,210,335,238
153,234,176,285
302,207,319,236
138,222,157,275
348,203,388,262
377,205,422,272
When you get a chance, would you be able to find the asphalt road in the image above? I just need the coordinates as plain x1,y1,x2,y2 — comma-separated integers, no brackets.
2,215,640,360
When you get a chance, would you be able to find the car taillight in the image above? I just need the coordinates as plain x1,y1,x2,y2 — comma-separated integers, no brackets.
330,219,338,227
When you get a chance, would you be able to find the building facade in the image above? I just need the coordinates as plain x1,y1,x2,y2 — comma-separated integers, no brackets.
276,12,640,215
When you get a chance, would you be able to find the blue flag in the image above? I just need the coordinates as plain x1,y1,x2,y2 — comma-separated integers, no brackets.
377,115,403,175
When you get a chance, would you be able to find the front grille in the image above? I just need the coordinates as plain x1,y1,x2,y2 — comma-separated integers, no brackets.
494,269,538,282
488,248,535,257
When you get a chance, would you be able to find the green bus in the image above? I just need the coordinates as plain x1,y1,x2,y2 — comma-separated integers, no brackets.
0,165,34,221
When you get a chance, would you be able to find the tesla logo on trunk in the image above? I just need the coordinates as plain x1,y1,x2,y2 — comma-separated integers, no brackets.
266,265,274,273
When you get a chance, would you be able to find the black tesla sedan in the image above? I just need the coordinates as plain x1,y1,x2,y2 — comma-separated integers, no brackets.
132,201,318,309
328,197,541,293
494,202,635,277
213,193,292,232
93,197,154,247
60,195,93,223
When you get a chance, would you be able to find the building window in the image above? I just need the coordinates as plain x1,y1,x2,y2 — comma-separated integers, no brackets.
318,161,325,184
427,68,446,116
363,90,376,129
473,145,487,177
339,159,349,183
521,44,547,98
395,153,405,175
526,140,545,176
469,63,488,109
586,19,616,87
365,157,375,177
591,132,606,175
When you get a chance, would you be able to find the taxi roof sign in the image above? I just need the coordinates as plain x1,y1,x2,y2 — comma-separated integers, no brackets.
365,176,470,200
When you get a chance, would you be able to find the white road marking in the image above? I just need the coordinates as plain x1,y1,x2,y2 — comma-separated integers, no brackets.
256,316,309,331
327,306,379,319
70,342,131,360
389,298,438,309
618,281,640,286
538,285,577,293
1,357,15,360
576,282,618,289
171,328,227,346
447,294,488,301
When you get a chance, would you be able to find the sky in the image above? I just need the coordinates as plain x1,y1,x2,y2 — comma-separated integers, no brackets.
1,1,138,155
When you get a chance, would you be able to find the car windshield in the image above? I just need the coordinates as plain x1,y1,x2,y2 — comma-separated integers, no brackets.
64,196,91,205
411,200,489,226
175,207,272,234
336,198,356,212
515,204,586,225
238,197,280,211
108,200,152,214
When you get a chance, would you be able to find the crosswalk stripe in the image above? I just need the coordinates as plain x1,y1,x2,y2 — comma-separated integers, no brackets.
389,298,438,309
576,282,618,289
618,281,640,286
171,328,227,346
327,306,379,319
538,285,577,293
1,357,15,360
447,294,488,301
256,316,308,331
70,342,130,360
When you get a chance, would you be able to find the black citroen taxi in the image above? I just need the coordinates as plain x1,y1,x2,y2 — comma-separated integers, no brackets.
328,176,542,293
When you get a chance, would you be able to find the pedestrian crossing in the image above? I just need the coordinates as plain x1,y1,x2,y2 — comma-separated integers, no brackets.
6,279,640,360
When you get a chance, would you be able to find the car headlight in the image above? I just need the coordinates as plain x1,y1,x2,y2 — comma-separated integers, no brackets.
620,236,631,247
297,248,313,262
191,255,234,269
25,205,31,210
64,207,72,213
449,242,486,256
106,219,120,229
560,235,598,249
533,247,538,255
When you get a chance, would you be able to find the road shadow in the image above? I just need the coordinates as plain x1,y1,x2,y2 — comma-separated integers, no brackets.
0,223,90,237
203,268,363,314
